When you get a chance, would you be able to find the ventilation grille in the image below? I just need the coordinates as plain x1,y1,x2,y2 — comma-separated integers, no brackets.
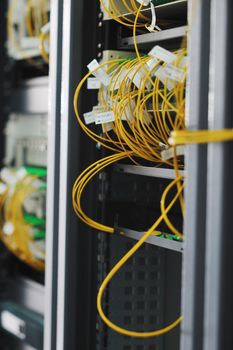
96,233,165,350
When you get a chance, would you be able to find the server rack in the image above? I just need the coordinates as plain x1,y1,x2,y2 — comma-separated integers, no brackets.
0,1,49,349
48,0,233,349
48,1,187,350
180,1,210,349
183,1,233,350
0,1,232,350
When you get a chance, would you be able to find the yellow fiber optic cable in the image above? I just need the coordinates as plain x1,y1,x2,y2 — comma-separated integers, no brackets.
0,173,45,271
97,177,184,338
73,21,188,340
73,152,132,232
169,129,233,145
8,0,50,63
74,53,187,163
99,0,149,28
40,31,50,64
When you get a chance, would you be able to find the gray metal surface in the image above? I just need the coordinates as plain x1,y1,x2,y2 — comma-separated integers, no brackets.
13,342,36,350
4,113,47,166
120,26,188,48
96,234,165,350
56,0,87,349
49,0,102,349
118,228,183,253
1,278,43,350
204,1,233,350
103,0,187,22
143,0,187,19
20,345,36,350
55,1,71,347
180,0,210,350
8,278,44,316
13,77,49,114
44,0,63,349
115,164,185,179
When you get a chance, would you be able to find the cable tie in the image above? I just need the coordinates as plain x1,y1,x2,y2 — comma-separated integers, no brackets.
146,2,161,32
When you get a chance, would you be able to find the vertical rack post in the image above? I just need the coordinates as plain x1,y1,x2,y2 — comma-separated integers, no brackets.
181,1,210,350
44,0,63,349
204,0,233,349
55,0,100,349
55,0,84,348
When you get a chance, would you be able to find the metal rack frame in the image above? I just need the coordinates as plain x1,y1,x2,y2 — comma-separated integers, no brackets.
45,1,187,349
203,1,233,349
114,164,185,179
44,0,64,349
43,0,233,349
119,26,188,48
117,228,183,252
45,1,101,350
180,1,210,350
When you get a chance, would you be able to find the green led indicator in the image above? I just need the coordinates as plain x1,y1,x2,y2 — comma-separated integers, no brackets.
25,166,47,177
33,230,46,240
23,214,46,226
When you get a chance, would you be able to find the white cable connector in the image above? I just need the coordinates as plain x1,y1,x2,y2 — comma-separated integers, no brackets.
87,59,110,87
161,145,185,161
87,78,101,89
148,46,177,64
95,111,115,125
40,22,50,34
16,167,27,181
0,183,8,195
1,168,18,187
3,222,14,236
29,241,45,261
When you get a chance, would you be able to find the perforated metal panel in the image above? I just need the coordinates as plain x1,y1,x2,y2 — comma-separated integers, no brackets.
96,234,165,350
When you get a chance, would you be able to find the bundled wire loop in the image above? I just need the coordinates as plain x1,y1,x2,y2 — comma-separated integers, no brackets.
73,40,187,337
99,0,175,32
71,0,189,339
0,167,47,271
8,0,50,64
99,0,151,28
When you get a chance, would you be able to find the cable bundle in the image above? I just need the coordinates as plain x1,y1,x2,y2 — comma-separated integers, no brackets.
73,0,233,339
74,50,186,157
99,0,151,28
8,0,50,63
0,167,46,271
73,41,187,336
99,0,177,31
